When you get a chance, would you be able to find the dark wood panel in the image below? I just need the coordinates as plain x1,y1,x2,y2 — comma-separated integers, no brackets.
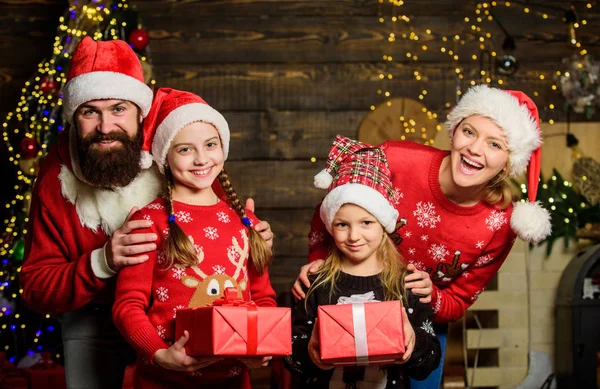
3,11,599,66
224,160,322,208
135,0,599,18
269,256,306,297
135,0,467,17
257,209,313,258
224,111,363,160
155,62,576,111
137,15,599,64
155,63,456,111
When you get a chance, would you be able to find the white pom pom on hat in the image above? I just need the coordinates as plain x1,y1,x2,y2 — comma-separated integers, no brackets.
314,169,334,189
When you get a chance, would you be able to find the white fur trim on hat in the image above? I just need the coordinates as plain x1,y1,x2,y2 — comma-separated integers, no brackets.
63,71,153,123
151,103,230,173
320,183,399,234
446,85,541,177
510,200,552,243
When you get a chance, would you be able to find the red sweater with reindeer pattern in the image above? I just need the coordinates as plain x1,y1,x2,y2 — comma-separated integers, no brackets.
113,197,276,385
308,141,517,324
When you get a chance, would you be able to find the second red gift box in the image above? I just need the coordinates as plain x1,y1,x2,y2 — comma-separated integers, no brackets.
318,300,405,365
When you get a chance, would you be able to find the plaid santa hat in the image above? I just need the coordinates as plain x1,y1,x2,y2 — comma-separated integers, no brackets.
142,88,230,173
314,135,399,234
446,84,551,243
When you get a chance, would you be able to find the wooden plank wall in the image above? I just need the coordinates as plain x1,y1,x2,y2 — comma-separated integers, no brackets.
1,0,600,294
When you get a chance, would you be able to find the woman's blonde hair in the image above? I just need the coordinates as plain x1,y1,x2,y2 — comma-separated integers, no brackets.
161,167,271,274
481,158,514,209
306,231,408,305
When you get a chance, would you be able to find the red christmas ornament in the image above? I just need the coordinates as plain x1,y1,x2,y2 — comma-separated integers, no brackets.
128,29,150,51
40,76,59,94
20,137,38,159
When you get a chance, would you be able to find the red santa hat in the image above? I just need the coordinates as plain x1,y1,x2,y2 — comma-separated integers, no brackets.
63,37,153,122
446,84,551,243
314,135,399,234
142,88,230,173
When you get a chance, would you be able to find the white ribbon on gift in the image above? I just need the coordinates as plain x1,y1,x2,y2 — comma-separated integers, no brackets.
352,303,369,365
336,291,379,305
335,291,382,365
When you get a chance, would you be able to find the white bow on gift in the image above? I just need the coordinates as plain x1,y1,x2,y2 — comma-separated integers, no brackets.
336,291,380,305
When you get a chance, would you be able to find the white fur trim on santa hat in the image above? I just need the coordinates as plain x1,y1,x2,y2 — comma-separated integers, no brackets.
63,71,153,123
152,103,230,173
510,200,552,243
320,183,399,234
446,85,541,177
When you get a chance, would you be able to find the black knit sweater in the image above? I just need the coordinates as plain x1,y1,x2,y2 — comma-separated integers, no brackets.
285,272,441,389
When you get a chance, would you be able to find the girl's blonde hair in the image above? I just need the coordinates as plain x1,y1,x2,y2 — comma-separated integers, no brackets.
481,158,514,209
306,231,408,305
161,167,271,274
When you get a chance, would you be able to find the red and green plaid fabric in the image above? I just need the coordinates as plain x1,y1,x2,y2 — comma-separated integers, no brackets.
324,135,395,202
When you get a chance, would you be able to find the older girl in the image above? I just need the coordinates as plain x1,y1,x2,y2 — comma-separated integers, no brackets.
113,88,276,388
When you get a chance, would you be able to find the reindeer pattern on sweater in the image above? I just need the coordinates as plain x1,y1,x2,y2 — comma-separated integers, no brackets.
112,197,277,368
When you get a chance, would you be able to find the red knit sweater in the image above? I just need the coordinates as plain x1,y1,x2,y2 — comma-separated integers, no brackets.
113,198,277,386
20,130,161,313
309,141,517,323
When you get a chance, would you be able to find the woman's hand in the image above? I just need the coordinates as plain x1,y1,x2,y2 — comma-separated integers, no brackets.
405,264,433,303
292,260,324,300
153,331,222,372
308,318,335,371
395,307,416,364
239,356,272,369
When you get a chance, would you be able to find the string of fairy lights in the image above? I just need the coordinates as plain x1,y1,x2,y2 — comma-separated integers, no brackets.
0,0,154,362
371,0,597,230
373,0,596,145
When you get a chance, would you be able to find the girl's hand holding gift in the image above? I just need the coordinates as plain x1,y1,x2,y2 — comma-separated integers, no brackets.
395,307,416,364
154,331,223,372
404,264,433,303
308,318,334,371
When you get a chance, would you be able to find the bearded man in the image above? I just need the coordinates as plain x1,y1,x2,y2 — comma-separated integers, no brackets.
20,37,273,389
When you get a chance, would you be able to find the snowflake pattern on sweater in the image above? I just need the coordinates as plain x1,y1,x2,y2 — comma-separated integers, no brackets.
113,198,277,386
308,141,518,323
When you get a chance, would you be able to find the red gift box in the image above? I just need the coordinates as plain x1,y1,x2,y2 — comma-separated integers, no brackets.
21,353,66,389
317,300,405,365
175,288,292,357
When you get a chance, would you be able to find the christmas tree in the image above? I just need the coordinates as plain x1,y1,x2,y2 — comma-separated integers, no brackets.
517,168,600,256
0,0,153,364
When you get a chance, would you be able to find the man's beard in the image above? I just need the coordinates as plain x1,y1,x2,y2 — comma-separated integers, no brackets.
77,126,143,188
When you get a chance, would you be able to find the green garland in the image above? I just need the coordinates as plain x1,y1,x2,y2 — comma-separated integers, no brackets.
515,168,600,256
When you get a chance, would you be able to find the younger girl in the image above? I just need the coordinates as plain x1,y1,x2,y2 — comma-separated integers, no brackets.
112,88,277,388
285,136,440,389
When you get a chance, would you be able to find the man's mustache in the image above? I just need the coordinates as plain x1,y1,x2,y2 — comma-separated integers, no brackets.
82,132,131,144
